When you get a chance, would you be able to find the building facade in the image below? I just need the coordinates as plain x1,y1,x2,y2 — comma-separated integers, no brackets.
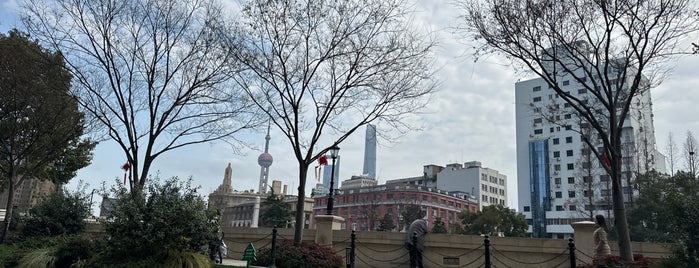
436,161,508,210
515,58,666,238
362,124,377,180
312,183,479,233
0,176,56,214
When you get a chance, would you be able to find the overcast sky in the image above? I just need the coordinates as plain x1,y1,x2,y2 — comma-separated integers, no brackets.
2,0,698,212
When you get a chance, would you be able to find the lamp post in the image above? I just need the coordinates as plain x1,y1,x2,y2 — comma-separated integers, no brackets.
326,145,340,215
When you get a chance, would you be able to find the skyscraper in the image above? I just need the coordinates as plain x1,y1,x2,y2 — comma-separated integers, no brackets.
362,124,377,180
257,124,273,194
515,56,665,239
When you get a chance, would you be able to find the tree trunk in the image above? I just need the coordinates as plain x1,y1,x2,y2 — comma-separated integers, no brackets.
611,123,634,261
293,163,309,246
0,170,15,243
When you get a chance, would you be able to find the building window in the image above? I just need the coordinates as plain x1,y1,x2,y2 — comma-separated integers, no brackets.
555,192,562,198
533,96,542,102
556,205,564,211
554,164,561,171
562,80,570,86
566,136,573,143
534,129,543,134
567,163,574,170
564,114,572,119
524,206,531,212
578,88,587,94
533,86,542,92
565,125,572,130
482,195,487,201
553,138,560,145
564,103,571,108
600,175,610,181
553,151,560,157
583,176,591,183
566,150,574,157
550,127,555,133
569,205,577,211
534,118,543,124
554,177,561,184
568,191,576,198
568,177,575,184
583,190,592,197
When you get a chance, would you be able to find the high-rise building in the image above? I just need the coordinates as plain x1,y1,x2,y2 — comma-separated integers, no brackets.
0,176,56,215
362,124,377,180
257,124,273,194
515,55,665,238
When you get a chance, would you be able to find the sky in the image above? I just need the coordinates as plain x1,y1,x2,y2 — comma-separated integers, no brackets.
2,0,698,214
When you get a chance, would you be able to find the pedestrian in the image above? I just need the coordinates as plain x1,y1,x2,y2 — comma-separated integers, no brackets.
593,215,611,259
405,217,428,268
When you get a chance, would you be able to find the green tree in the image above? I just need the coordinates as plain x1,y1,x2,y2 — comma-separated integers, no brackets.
457,0,698,261
101,177,217,264
0,29,95,243
259,191,292,228
400,204,424,230
377,214,396,232
431,217,447,234
459,205,528,237
628,171,699,265
232,0,436,246
23,188,91,237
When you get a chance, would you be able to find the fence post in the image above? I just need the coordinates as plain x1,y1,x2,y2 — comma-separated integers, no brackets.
269,226,278,268
350,230,356,268
569,238,576,268
484,235,491,268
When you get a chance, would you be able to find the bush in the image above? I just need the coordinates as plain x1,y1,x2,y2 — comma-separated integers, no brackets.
579,254,656,268
100,177,218,263
253,239,343,268
23,188,90,237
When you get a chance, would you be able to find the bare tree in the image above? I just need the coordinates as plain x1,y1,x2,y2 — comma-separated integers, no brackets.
457,0,698,261
683,130,698,177
666,132,679,176
231,0,436,245
22,0,261,190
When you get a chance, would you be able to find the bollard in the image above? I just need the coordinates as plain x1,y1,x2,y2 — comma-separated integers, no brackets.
350,230,356,268
484,235,491,268
269,226,278,268
569,238,576,268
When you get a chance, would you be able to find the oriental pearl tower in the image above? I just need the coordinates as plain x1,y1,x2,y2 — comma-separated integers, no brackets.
257,123,273,194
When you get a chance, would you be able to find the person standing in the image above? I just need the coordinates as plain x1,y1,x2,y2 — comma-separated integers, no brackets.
593,215,611,259
405,218,428,268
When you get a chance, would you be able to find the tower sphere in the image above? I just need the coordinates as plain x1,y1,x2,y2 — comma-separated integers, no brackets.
258,152,273,167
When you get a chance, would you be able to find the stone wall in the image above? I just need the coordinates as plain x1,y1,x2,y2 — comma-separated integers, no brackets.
221,225,673,268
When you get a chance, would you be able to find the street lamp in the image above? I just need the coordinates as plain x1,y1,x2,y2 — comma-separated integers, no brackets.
326,145,340,215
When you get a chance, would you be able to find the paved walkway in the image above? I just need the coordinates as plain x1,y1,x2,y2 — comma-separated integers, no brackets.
219,258,264,267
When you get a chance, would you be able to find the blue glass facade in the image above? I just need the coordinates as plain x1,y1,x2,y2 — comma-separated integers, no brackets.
529,140,550,238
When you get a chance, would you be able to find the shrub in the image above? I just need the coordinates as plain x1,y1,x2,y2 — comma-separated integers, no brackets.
253,239,343,268
100,177,218,263
23,188,90,237
579,254,656,268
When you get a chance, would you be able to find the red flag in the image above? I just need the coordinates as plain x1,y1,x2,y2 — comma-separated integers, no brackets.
603,154,610,168
121,162,130,184
315,155,328,181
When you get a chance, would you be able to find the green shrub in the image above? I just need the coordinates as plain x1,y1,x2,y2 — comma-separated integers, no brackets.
23,189,91,237
54,236,97,267
100,177,218,263
253,239,343,268
0,244,21,267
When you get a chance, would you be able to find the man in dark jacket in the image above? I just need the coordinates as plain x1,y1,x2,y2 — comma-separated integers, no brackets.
405,218,428,268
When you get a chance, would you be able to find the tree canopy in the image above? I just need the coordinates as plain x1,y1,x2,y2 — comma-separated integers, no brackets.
0,29,95,242
259,191,292,228
231,0,436,245
458,205,528,237
431,217,447,234
22,0,261,191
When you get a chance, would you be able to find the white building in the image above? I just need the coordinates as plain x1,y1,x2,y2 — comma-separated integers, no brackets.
386,161,507,210
436,161,507,210
515,57,666,238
